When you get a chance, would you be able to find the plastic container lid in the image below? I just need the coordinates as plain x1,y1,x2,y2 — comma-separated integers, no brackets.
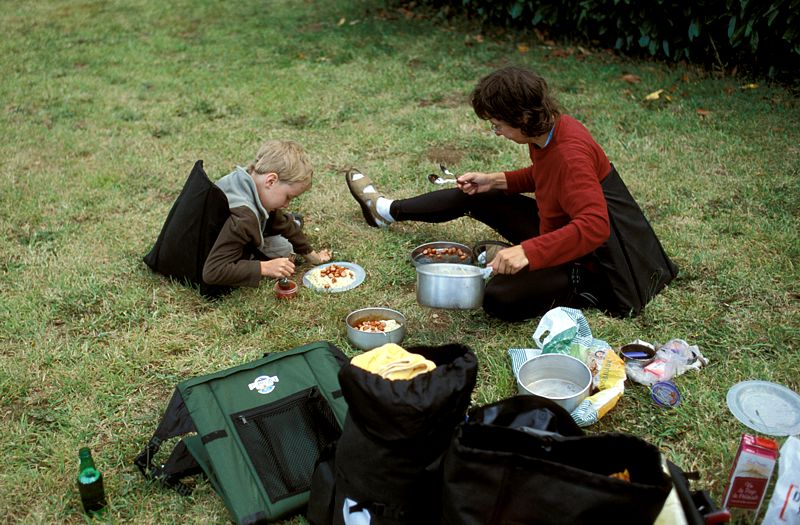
651,381,681,408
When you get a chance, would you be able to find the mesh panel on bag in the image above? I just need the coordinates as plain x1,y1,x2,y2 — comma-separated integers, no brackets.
232,387,341,502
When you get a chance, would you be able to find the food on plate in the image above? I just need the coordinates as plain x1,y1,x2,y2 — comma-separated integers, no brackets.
353,319,402,333
420,246,469,261
306,263,356,290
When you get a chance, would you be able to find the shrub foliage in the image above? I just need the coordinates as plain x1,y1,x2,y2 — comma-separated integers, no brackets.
417,0,800,79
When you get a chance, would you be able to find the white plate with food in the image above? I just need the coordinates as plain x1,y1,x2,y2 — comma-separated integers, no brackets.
303,262,366,292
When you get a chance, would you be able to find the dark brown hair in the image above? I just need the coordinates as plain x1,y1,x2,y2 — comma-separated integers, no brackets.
470,66,561,137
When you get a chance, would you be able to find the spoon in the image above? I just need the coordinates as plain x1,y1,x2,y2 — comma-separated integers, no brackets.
427,173,458,184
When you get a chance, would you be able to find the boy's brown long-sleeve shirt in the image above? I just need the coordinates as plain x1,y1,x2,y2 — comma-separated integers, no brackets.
201,166,312,288
202,207,312,287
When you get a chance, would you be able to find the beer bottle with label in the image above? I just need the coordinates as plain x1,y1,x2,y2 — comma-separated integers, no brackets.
77,447,106,514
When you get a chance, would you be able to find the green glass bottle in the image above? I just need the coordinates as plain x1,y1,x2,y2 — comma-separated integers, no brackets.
77,447,106,514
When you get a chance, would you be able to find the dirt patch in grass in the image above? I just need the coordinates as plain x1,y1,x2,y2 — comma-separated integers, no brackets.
426,144,463,166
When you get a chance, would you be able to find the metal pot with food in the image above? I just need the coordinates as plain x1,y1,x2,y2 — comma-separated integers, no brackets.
415,263,493,310
345,307,407,351
410,241,474,267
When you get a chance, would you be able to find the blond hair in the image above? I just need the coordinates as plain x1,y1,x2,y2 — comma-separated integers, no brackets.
247,140,313,185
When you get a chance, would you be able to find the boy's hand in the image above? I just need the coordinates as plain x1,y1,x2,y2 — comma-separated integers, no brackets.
304,249,332,265
260,258,295,279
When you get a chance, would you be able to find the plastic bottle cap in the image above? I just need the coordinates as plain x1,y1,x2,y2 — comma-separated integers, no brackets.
651,381,681,408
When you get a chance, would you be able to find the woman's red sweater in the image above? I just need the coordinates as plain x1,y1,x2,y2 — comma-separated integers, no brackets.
504,114,611,270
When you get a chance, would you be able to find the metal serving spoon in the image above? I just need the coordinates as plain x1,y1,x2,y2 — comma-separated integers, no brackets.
427,164,458,184
427,173,457,184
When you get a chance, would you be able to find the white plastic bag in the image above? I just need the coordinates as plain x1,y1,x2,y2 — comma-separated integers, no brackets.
762,435,800,525
532,308,578,354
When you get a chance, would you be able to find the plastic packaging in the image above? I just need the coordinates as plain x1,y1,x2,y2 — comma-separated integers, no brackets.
762,435,800,524
532,308,578,355
625,339,707,386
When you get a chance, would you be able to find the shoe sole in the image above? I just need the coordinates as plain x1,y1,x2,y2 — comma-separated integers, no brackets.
346,173,381,228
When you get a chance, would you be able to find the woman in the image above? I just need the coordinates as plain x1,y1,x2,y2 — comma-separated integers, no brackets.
346,66,676,321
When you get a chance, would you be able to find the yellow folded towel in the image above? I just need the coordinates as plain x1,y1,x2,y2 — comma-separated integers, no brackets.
351,343,436,380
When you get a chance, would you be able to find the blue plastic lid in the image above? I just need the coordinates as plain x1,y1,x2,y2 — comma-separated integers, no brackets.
651,381,681,408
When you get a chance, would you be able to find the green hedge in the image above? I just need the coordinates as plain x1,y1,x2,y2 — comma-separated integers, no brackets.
415,0,800,79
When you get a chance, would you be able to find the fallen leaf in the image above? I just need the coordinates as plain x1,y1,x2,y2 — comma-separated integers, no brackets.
398,7,414,19
644,89,664,101
337,17,346,26
696,108,710,117
741,83,759,90
577,46,591,56
622,74,641,84
517,43,529,53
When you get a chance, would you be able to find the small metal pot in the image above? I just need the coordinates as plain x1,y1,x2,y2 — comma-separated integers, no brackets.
517,353,592,413
415,263,492,310
345,307,407,351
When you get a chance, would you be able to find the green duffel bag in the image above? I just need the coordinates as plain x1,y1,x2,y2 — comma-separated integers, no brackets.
135,341,349,524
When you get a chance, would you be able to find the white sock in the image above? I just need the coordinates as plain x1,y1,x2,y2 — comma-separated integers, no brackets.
376,197,394,223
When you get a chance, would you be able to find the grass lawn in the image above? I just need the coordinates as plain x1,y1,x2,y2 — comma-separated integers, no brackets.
1,0,798,523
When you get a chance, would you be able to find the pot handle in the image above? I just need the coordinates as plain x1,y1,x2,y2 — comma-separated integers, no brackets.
480,266,494,280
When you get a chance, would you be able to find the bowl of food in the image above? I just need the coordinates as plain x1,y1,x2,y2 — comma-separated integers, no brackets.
516,353,592,413
346,307,407,351
410,241,473,267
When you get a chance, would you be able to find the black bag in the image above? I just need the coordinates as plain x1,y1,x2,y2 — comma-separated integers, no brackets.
440,395,673,525
143,160,232,297
593,166,679,317
308,343,478,525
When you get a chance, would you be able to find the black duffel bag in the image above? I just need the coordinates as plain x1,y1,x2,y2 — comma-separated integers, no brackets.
440,396,673,525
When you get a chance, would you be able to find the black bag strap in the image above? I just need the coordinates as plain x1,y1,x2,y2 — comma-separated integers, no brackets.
134,436,199,496
349,501,407,520
667,461,730,524
133,388,199,496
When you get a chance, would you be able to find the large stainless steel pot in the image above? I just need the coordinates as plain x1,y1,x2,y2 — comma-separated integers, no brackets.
415,263,492,309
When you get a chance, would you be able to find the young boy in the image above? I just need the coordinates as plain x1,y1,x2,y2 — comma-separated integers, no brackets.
202,139,331,288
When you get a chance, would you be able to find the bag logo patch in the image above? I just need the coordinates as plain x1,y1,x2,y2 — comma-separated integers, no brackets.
248,375,279,394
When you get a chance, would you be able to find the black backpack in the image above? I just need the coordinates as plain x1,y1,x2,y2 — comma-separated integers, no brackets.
307,343,478,525
143,160,232,297
592,166,679,317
